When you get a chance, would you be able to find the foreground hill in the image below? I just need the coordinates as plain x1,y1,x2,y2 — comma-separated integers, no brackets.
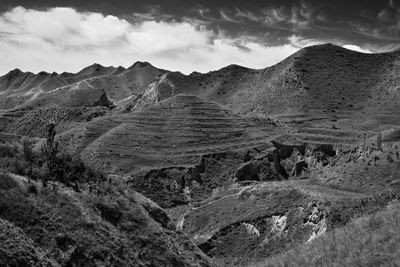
0,163,214,266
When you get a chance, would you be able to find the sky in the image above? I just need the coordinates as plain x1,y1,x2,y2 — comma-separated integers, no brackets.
0,0,399,75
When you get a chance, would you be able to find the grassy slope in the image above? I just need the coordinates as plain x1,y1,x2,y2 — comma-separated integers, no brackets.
255,201,400,267
0,142,215,267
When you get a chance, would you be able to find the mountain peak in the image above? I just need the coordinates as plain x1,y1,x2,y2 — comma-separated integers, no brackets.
89,63,105,70
7,68,23,76
129,61,152,69
1,68,23,79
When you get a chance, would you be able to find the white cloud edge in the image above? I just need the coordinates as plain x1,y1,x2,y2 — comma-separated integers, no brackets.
0,6,371,76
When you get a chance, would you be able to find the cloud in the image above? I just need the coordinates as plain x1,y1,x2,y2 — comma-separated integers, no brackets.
219,10,242,23
0,6,306,75
288,35,322,48
343,45,372,53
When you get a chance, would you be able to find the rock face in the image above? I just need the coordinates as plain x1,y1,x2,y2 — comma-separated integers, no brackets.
62,94,275,174
271,140,307,159
234,160,280,182
0,177,215,267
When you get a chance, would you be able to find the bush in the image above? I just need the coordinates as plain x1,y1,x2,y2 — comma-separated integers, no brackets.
40,150,105,189
27,184,38,194
0,135,106,191
0,143,18,158
40,125,106,189
0,173,18,191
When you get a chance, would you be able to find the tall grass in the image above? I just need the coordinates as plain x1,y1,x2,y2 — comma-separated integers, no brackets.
252,202,400,267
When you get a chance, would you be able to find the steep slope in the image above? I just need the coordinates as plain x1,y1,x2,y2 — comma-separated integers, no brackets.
0,173,215,267
58,94,276,175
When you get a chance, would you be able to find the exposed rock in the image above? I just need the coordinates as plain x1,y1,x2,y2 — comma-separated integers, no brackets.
267,149,289,179
291,160,308,177
92,90,116,109
234,162,260,182
242,223,260,237
271,140,307,160
315,144,336,157
234,160,281,182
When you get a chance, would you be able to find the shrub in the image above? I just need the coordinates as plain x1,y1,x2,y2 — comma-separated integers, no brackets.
42,151,105,188
0,133,106,191
22,138,36,176
27,184,38,194
0,173,18,190
0,143,18,158
40,127,106,189
96,202,123,225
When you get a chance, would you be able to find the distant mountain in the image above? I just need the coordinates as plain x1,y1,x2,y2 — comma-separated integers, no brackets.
0,62,166,110
2,43,400,143
119,44,400,143
127,44,400,118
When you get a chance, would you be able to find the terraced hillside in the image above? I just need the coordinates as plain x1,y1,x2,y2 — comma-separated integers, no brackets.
59,94,276,174
123,44,400,144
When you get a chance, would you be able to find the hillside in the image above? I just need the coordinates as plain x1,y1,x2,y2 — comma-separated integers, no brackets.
122,44,400,144
58,94,276,174
0,61,165,111
1,44,400,266
0,174,215,267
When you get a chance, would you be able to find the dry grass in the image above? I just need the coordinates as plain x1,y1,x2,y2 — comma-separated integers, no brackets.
252,201,400,267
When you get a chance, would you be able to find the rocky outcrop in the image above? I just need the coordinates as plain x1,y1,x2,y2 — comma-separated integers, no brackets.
93,90,116,109
271,140,307,159
315,144,336,157
234,160,281,182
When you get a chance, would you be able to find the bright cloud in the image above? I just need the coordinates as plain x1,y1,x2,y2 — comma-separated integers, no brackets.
0,6,372,76
343,45,372,53
0,6,306,75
